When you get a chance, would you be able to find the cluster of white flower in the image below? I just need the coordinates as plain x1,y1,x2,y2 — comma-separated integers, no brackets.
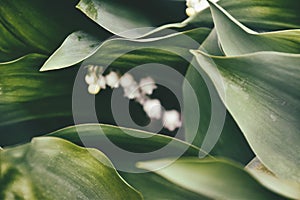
185,0,219,17
84,65,182,131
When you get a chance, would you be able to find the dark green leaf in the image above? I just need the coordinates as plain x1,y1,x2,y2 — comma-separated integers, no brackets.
0,0,108,61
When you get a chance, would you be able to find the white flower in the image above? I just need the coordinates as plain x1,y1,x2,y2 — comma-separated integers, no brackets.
88,83,101,95
186,7,196,17
97,75,106,89
186,0,199,7
120,73,135,88
123,83,141,99
163,110,182,131
139,77,157,95
105,71,120,88
185,0,220,16
85,74,97,85
143,99,162,120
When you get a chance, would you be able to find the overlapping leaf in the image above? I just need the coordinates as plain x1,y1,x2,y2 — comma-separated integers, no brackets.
0,137,142,200
76,0,187,38
189,0,300,31
121,172,211,200
138,158,287,199
192,50,300,182
208,1,300,56
49,123,208,171
40,28,210,71
183,29,253,164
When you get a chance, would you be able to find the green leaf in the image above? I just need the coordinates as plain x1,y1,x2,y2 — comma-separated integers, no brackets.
0,0,107,62
0,137,142,200
138,158,287,200
120,172,211,200
40,28,210,71
192,50,300,182
183,30,254,164
208,1,300,56
49,123,209,171
76,0,186,38
246,157,300,199
189,0,300,31
40,31,102,71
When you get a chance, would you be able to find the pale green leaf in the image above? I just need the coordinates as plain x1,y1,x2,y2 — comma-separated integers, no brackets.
183,29,253,164
189,0,300,31
192,50,300,181
40,31,102,71
0,137,142,200
120,172,211,200
138,158,287,200
49,123,209,171
246,157,300,199
76,0,186,38
208,1,300,56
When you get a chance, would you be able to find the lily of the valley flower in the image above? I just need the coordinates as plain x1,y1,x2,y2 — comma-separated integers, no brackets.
139,77,157,95
120,73,136,88
163,110,182,131
143,99,162,120
88,83,101,95
186,0,220,17
85,65,105,94
105,71,120,88
84,67,182,131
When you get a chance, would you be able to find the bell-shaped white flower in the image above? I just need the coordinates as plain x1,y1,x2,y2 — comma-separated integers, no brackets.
123,82,141,99
163,110,182,131
186,7,196,17
143,99,162,120
88,83,101,95
85,74,97,85
105,71,120,88
186,0,199,7
120,73,135,88
97,75,106,89
139,77,157,95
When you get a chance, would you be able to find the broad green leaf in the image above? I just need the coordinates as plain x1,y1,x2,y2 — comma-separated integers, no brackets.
40,31,102,71
0,0,106,62
188,0,300,31
40,28,210,71
208,1,300,56
120,172,211,200
49,123,209,171
76,0,186,38
183,30,253,164
138,158,287,200
192,50,300,181
246,157,300,199
0,137,142,200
